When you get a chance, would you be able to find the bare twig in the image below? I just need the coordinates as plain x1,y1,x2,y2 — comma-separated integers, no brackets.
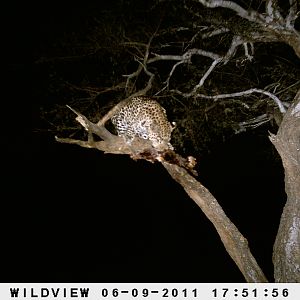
123,63,144,94
66,82,125,97
156,60,186,95
239,114,271,129
133,59,155,96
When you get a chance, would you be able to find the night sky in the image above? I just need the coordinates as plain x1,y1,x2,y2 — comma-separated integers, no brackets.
4,1,288,283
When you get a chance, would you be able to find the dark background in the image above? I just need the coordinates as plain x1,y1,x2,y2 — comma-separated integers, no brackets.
4,0,289,283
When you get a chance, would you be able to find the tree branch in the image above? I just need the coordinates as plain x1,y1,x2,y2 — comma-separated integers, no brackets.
286,0,298,28
238,114,271,131
201,27,230,39
163,162,268,282
56,105,268,282
265,0,284,23
172,88,286,113
163,34,252,97
171,59,221,97
197,0,266,24
243,42,254,61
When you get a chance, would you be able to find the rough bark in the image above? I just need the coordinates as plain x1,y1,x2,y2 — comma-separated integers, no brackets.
270,90,300,282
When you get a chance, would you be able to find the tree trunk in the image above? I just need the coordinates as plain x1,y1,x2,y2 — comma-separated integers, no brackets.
270,89,300,282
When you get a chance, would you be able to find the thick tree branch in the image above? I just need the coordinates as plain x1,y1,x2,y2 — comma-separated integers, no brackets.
197,0,266,24
56,106,268,282
163,162,268,282
66,105,116,140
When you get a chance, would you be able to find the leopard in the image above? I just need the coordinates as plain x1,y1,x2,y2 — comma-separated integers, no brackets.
111,96,174,150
